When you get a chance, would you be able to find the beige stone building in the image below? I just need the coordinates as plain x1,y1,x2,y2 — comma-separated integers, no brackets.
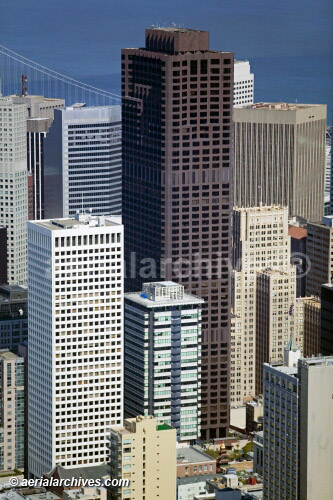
109,416,176,500
231,205,292,405
295,296,321,357
306,216,333,297
234,103,326,222
256,267,296,394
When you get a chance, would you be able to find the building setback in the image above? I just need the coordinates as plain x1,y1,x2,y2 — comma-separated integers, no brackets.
233,103,326,223
44,104,121,219
27,213,123,477
109,416,176,500
0,350,25,471
124,281,202,441
122,27,233,439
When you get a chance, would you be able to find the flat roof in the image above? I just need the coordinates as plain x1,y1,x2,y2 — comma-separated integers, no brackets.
125,290,203,308
244,102,324,110
149,27,207,33
264,363,297,376
32,215,121,231
0,350,21,360
177,446,215,464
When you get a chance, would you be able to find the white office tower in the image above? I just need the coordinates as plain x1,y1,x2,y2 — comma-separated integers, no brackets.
231,205,293,406
0,97,28,284
27,213,123,477
124,282,203,442
44,104,121,219
233,60,254,107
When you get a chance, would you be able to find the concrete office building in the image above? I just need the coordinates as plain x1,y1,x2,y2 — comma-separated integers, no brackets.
231,205,292,405
0,351,25,471
10,95,65,220
44,104,121,219
233,103,326,222
27,213,123,477
263,355,299,499
256,267,296,394
109,415,176,500
124,281,202,441
320,283,333,355
233,61,254,107
0,284,28,353
306,216,333,297
122,27,234,439
298,357,333,499
0,96,28,285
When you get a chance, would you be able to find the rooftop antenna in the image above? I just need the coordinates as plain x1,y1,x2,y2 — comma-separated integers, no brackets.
21,74,28,96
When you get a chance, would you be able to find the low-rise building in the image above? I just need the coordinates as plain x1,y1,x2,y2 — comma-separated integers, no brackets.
63,487,107,500
177,446,216,478
321,283,333,355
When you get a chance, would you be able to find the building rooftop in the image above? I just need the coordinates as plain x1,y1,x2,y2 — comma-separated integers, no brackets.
177,445,215,464
244,102,323,111
149,26,207,33
264,362,298,376
233,204,286,214
21,492,61,500
126,281,203,308
288,226,307,240
44,464,109,481
177,473,227,486
322,283,333,291
298,356,333,368
0,350,21,361
31,214,122,231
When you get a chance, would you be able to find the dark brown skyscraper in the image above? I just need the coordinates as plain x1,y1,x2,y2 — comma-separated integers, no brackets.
122,27,233,438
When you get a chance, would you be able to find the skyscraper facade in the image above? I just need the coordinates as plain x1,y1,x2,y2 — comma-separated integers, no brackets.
233,103,326,222
27,213,123,477
122,27,233,439
256,267,296,394
44,104,122,219
231,205,291,406
0,96,28,285
124,281,202,441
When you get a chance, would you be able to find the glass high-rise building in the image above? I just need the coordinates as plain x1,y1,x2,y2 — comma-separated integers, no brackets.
122,27,234,439
124,281,202,442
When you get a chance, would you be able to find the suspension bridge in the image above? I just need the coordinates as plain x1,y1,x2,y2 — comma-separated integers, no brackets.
0,44,121,106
